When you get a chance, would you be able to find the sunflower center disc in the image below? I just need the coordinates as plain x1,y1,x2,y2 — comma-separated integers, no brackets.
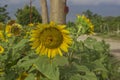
11,26,21,35
40,28,63,49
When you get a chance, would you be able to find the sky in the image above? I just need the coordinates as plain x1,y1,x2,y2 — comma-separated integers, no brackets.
0,0,120,21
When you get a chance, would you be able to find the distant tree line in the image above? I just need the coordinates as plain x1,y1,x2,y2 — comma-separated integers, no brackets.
82,10,120,33
0,4,42,25
15,5,42,25
0,4,120,32
0,4,10,23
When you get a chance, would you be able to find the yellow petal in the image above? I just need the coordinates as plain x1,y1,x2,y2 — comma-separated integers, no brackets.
60,42,69,52
62,30,70,34
36,44,42,54
51,49,57,58
48,49,52,58
58,48,63,56
57,25,66,30
63,35,72,44
31,40,40,49
40,46,46,55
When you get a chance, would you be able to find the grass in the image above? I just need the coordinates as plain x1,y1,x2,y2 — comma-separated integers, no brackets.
96,32,120,80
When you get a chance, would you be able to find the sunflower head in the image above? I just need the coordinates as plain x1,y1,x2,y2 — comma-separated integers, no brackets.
77,15,94,34
30,22,72,58
0,45,4,54
5,23,22,37
6,25,11,33
11,23,22,36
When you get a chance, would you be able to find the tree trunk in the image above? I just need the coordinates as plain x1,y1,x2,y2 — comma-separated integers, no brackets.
40,0,49,23
50,0,66,24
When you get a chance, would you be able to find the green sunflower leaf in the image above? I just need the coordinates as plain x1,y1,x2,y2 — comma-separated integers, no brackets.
53,56,68,66
16,55,38,70
34,56,59,80
14,38,28,49
70,74,82,80
25,73,35,80
73,63,97,80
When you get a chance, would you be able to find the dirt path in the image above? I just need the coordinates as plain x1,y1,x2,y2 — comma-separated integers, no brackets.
78,35,120,60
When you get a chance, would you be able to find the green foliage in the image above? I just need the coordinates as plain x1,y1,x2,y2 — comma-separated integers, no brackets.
109,58,120,80
96,32,120,40
65,17,120,80
104,16,120,32
0,5,10,23
0,28,68,80
82,10,120,33
15,5,42,25
59,37,110,80
34,56,60,80
66,21,76,35
82,10,103,32
0,16,119,80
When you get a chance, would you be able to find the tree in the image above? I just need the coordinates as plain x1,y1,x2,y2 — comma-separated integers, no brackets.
40,0,49,23
50,0,67,24
15,5,42,25
0,5,10,23
82,10,93,19
40,0,68,24
104,16,120,32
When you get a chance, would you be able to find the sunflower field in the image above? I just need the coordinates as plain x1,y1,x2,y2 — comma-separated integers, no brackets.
0,15,119,80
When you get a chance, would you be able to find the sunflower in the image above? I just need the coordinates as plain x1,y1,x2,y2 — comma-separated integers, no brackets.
30,22,72,58
5,23,22,37
5,25,12,37
11,23,22,36
77,15,94,34
0,45,4,54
